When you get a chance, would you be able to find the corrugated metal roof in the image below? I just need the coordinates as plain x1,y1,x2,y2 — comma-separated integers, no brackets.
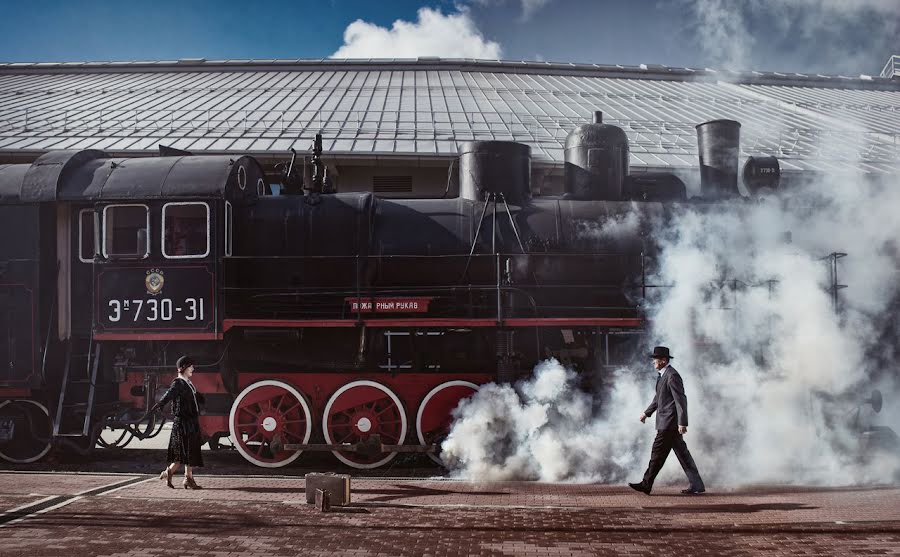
0,58,898,173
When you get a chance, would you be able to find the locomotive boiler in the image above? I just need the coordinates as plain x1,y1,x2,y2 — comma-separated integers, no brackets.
0,112,776,468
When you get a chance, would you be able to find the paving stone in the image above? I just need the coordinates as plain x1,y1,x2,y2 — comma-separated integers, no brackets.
0,472,898,555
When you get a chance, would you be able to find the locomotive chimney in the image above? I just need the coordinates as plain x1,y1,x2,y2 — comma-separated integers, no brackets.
696,119,741,199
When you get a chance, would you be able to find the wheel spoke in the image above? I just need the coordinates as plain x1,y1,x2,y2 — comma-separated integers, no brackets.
239,406,259,419
376,406,398,417
338,431,356,443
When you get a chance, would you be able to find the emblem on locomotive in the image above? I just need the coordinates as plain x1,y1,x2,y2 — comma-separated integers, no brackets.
145,269,165,295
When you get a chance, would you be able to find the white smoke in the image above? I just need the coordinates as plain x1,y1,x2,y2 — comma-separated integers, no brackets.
441,359,649,482
644,175,900,486
574,208,641,243
442,168,900,486
331,7,503,59
680,0,900,74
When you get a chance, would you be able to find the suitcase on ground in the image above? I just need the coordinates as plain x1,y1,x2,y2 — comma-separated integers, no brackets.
305,473,351,506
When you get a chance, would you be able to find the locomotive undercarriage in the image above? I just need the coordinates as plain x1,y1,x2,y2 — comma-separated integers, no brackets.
83,322,642,469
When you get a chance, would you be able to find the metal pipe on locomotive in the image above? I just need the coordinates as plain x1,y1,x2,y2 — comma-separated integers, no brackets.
0,111,810,469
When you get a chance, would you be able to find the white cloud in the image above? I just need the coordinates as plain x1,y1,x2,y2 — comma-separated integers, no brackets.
331,7,502,59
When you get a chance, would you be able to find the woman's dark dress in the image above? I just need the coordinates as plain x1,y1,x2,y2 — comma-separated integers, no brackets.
155,378,204,467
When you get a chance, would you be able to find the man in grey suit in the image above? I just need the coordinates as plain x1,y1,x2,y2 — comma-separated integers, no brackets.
629,346,706,495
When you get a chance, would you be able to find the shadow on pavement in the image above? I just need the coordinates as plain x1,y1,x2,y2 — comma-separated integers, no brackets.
353,484,507,503
657,503,817,514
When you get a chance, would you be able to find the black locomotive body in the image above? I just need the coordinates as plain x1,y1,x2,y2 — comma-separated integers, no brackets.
0,114,772,468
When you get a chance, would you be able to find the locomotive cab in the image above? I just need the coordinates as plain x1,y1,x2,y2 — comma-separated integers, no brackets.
84,155,264,342
38,152,265,443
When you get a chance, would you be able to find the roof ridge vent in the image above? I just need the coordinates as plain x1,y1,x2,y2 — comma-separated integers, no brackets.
177,58,206,65
880,54,899,79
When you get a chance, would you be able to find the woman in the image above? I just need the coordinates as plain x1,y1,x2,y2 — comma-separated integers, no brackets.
149,355,205,489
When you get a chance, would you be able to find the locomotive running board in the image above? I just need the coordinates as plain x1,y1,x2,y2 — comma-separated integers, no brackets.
224,317,642,331
281,443,437,453
273,437,437,455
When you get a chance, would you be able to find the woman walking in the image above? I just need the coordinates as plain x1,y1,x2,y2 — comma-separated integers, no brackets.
150,355,205,489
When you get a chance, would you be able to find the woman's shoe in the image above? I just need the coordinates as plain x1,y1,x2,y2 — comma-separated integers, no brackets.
160,469,174,489
184,477,202,490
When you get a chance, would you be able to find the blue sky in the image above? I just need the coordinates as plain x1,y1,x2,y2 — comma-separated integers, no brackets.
0,0,897,75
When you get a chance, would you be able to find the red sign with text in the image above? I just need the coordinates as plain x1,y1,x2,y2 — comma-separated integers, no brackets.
345,297,432,313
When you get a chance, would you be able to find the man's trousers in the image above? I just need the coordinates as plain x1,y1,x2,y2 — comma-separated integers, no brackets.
641,429,705,490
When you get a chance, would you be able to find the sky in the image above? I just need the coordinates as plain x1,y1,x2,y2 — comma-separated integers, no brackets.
0,0,897,76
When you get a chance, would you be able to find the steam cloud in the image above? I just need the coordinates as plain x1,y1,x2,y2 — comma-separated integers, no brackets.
331,7,502,59
442,168,900,487
680,0,899,74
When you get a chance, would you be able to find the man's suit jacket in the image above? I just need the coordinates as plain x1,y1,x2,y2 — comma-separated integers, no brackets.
644,366,688,431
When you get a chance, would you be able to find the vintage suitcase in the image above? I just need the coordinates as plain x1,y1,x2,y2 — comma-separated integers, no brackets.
305,473,351,506
314,488,331,512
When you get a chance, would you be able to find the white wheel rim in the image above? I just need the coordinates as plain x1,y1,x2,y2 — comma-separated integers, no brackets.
322,380,407,469
0,399,53,464
415,381,479,464
228,380,312,468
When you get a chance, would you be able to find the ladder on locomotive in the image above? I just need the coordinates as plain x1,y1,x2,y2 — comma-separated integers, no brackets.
53,334,101,438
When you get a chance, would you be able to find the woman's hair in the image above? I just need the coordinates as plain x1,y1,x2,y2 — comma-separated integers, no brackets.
176,355,194,372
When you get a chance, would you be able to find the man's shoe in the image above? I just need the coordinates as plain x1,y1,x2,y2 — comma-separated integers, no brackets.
628,482,651,495
680,487,705,494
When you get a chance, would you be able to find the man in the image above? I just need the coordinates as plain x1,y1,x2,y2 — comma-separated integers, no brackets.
628,346,705,495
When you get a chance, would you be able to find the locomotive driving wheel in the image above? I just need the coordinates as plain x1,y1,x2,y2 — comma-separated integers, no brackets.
416,381,479,465
229,380,312,468
323,380,407,469
0,400,53,463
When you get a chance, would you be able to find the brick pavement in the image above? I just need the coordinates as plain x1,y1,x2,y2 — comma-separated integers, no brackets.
0,472,139,498
0,494,48,514
1,472,899,556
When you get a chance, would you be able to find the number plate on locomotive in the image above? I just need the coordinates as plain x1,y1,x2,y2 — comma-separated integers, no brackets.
95,266,215,332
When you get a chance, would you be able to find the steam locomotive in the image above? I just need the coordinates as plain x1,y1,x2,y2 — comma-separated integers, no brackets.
0,112,780,468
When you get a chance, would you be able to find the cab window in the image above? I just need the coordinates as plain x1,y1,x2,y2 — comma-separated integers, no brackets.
162,202,209,259
78,209,96,263
102,204,149,259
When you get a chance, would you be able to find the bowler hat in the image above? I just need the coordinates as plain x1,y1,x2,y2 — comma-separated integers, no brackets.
649,346,673,359
176,355,194,371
